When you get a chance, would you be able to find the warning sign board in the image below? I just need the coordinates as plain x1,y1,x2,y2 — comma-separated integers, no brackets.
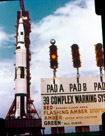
41,76,105,127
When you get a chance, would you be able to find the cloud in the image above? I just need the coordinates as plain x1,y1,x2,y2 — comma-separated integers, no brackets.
30,0,103,111
30,0,102,79
0,59,14,118
0,27,14,48
0,29,7,45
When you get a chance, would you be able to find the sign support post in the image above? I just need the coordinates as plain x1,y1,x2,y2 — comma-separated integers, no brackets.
49,39,65,134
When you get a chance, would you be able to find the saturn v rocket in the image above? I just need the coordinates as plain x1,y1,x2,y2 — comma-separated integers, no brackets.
15,16,27,118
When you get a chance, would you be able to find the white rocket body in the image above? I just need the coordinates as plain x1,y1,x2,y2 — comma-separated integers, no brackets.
15,17,27,118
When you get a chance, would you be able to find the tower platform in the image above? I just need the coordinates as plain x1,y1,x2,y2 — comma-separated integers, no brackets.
5,118,45,136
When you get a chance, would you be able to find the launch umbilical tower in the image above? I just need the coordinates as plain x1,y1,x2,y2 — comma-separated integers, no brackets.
6,0,40,120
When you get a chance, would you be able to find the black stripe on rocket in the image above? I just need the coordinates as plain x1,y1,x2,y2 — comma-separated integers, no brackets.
15,66,25,79
15,93,27,117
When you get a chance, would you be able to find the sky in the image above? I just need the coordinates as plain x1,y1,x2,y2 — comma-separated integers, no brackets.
0,0,103,134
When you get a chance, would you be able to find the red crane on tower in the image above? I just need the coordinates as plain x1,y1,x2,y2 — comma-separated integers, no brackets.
19,0,25,11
